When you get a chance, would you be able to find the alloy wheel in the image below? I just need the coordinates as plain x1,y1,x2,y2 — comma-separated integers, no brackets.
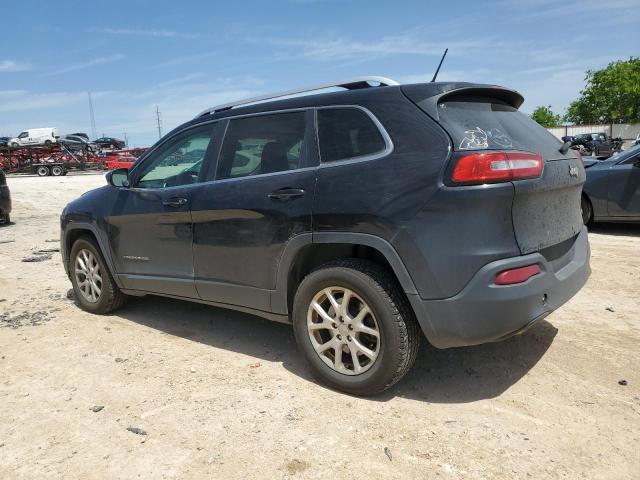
307,287,380,375
74,249,103,303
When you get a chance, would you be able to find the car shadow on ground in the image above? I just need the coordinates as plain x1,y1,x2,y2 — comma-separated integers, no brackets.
588,222,640,237
116,295,557,404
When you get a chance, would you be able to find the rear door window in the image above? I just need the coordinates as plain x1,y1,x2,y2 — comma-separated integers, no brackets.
317,108,387,163
216,111,306,180
436,97,566,160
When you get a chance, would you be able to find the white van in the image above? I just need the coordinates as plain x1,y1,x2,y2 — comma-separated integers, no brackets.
8,127,59,147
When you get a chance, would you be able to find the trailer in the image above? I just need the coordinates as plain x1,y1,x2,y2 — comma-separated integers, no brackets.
0,143,149,177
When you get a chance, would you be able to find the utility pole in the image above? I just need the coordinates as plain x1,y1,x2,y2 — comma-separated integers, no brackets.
155,105,163,139
123,132,128,148
88,92,97,140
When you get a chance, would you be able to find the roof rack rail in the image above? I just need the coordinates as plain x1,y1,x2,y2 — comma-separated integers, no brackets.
195,76,400,118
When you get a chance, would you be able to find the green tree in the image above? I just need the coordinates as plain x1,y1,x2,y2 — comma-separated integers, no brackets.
531,105,561,127
564,57,640,124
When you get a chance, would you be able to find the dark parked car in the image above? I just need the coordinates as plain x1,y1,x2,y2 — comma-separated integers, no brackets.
0,137,10,148
94,137,126,150
70,132,90,141
581,143,640,224
0,169,11,224
60,77,590,395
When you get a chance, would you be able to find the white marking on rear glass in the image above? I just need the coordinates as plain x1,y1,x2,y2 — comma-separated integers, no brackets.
459,127,488,150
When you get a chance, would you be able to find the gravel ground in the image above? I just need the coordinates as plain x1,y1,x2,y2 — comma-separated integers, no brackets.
0,174,638,479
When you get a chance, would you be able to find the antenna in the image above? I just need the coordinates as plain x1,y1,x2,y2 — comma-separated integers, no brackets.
155,106,162,139
431,48,448,82
88,92,97,139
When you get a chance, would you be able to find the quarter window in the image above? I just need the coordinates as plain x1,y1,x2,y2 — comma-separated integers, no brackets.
217,111,306,180
317,108,386,163
136,125,213,189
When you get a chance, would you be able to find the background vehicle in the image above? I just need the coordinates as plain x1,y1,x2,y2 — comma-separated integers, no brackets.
0,137,10,148
582,143,640,224
61,78,590,395
94,137,126,150
569,132,622,158
8,127,59,147
0,169,11,224
59,134,97,151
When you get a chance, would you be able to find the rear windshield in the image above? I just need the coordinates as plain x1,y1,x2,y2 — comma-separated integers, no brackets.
437,96,567,159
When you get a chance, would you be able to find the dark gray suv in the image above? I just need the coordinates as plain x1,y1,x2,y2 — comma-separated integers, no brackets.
60,77,590,395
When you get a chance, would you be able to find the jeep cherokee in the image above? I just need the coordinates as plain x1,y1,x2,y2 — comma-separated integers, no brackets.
61,77,591,395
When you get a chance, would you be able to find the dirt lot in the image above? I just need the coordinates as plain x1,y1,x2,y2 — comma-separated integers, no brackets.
0,174,638,479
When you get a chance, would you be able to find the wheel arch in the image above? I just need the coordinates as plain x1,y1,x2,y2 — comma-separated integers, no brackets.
272,232,418,316
64,224,122,288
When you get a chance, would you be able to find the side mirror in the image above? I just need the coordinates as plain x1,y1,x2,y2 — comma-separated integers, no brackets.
106,168,130,187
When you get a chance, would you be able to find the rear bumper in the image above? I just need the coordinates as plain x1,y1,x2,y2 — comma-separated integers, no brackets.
0,185,11,215
409,227,590,348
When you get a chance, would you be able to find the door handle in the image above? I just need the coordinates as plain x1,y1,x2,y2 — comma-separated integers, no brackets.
267,188,306,201
163,197,188,207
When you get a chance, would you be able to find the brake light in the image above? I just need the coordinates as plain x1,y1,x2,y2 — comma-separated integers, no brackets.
452,151,543,185
495,264,541,285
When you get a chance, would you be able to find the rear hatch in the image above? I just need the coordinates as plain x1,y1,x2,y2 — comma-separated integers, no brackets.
403,84,585,255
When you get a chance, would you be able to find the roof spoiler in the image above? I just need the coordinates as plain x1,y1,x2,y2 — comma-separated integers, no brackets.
401,83,525,121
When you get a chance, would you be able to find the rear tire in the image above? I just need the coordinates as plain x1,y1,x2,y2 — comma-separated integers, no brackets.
581,195,593,225
51,165,64,176
292,259,420,396
69,236,127,314
36,166,50,177
0,214,9,224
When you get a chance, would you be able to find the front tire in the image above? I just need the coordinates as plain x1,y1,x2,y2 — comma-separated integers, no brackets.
69,236,127,314
292,259,420,396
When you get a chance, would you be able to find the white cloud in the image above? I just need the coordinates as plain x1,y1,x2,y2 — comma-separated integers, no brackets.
0,60,30,72
41,54,125,76
0,77,265,146
259,33,491,62
90,27,200,39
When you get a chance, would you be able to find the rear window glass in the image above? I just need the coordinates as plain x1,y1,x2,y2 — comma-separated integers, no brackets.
317,108,386,163
437,97,565,159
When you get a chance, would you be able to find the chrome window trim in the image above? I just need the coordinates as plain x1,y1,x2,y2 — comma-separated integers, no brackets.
315,105,394,168
205,165,318,186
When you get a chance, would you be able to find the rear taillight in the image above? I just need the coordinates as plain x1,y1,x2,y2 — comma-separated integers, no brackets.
452,151,543,185
494,264,541,285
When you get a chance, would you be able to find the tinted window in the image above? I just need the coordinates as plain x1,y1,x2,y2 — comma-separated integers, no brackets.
317,108,386,163
136,125,213,189
217,111,306,180
435,97,567,159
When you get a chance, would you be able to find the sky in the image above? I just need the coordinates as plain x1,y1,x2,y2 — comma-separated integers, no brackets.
0,0,638,147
